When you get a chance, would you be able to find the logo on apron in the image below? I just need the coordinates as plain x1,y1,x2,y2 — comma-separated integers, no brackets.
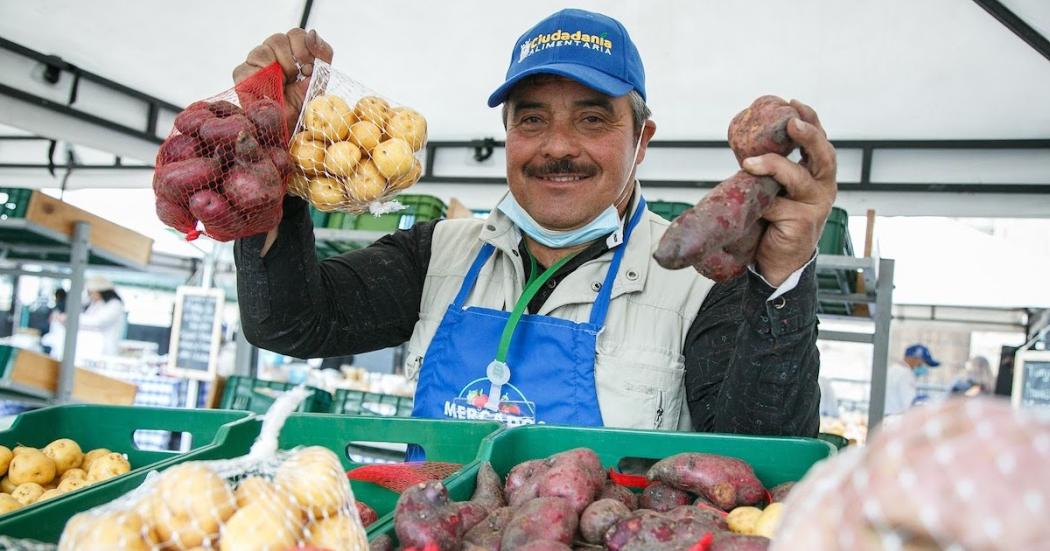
443,377,538,426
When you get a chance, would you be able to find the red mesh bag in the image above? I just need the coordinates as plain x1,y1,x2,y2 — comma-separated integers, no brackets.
345,462,463,493
153,62,292,242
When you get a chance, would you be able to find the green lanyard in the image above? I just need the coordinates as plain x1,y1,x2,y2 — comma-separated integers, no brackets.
494,249,576,363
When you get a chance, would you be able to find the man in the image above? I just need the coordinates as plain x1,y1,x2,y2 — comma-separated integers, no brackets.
885,343,940,415
233,9,837,435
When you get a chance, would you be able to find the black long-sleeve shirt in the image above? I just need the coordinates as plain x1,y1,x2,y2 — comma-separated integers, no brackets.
235,196,821,436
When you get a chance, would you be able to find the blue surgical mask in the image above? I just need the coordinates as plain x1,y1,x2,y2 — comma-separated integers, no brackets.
499,135,643,249
914,365,930,378
498,194,620,248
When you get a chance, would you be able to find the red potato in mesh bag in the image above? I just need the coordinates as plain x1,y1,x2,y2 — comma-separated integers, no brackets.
245,98,287,147
394,481,464,551
647,453,766,511
153,157,221,202
355,501,378,528
155,196,196,233
500,496,578,550
173,102,216,136
156,134,201,165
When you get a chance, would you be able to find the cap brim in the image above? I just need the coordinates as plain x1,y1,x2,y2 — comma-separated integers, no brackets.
926,358,941,367
487,62,634,107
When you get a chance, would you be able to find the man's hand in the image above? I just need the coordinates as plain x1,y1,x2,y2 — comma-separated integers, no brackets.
741,100,837,287
232,28,334,133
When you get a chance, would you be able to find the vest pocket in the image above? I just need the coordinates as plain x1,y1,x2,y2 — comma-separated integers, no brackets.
596,355,685,430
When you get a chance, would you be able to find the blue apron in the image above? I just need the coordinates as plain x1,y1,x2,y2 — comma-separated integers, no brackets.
411,198,647,429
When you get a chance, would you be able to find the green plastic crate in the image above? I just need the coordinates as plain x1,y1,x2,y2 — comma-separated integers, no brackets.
331,389,414,417
817,432,850,450
0,188,33,219
0,405,254,540
369,424,836,544
219,376,333,414
354,194,445,231
308,205,328,228
647,200,693,222
818,206,852,257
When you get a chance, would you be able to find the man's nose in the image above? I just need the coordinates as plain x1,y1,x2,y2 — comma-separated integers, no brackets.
539,120,581,159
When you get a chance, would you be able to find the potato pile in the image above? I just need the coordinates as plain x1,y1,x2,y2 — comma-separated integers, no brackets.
288,94,426,212
0,440,130,515
654,95,800,282
58,446,368,551
153,96,292,241
384,450,793,551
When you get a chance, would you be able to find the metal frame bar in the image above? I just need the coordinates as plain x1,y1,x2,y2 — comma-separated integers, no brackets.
299,0,315,28
972,0,1050,62
57,221,89,403
419,139,1050,193
867,258,895,430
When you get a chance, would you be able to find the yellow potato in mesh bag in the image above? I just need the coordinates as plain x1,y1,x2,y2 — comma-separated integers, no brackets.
59,510,155,551
287,171,311,197
43,438,83,475
324,141,362,178
274,446,349,518
385,107,427,151
305,513,368,550
349,120,383,152
347,160,388,202
304,95,354,141
372,138,415,180
354,96,391,128
235,476,302,519
219,500,300,551
150,463,235,548
389,158,422,191
290,133,327,175
309,177,349,212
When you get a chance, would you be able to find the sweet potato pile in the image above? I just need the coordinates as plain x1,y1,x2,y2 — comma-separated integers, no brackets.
388,450,794,551
653,96,800,281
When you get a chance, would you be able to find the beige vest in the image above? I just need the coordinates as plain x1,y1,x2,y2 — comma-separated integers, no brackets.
403,192,714,431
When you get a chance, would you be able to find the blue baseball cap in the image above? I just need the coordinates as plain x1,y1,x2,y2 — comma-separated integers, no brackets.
487,9,645,108
905,344,941,367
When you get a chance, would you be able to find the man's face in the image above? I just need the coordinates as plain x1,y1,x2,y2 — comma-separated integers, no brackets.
504,77,654,231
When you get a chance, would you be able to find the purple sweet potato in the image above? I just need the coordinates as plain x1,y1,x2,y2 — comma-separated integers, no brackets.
599,482,639,511
514,541,572,551
769,481,795,503
580,498,631,544
647,453,766,511
456,501,493,534
727,95,800,164
153,157,221,202
603,510,714,551
199,114,255,152
506,449,604,513
155,196,196,232
653,171,780,279
464,506,515,551
639,482,693,513
173,102,215,136
394,481,464,551
501,497,578,550
223,159,283,212
245,98,286,146
506,459,549,507
710,533,770,551
538,461,602,514
692,219,767,282
156,134,201,165
471,462,506,513
665,505,728,532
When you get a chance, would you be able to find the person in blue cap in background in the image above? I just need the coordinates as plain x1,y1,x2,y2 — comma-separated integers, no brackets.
232,9,837,436
885,344,941,415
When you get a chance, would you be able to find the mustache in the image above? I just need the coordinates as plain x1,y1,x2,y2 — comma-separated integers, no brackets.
524,159,598,178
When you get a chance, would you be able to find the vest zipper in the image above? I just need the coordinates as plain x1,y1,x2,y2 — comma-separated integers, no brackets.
654,390,665,428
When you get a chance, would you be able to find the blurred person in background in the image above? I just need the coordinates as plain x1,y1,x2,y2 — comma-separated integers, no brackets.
884,343,940,415
950,355,995,396
50,276,126,360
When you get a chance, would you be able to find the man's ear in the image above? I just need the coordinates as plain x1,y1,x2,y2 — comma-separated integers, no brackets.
635,119,657,165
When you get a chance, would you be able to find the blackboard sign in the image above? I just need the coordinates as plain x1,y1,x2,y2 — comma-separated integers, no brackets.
1012,351,1050,410
167,287,224,381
